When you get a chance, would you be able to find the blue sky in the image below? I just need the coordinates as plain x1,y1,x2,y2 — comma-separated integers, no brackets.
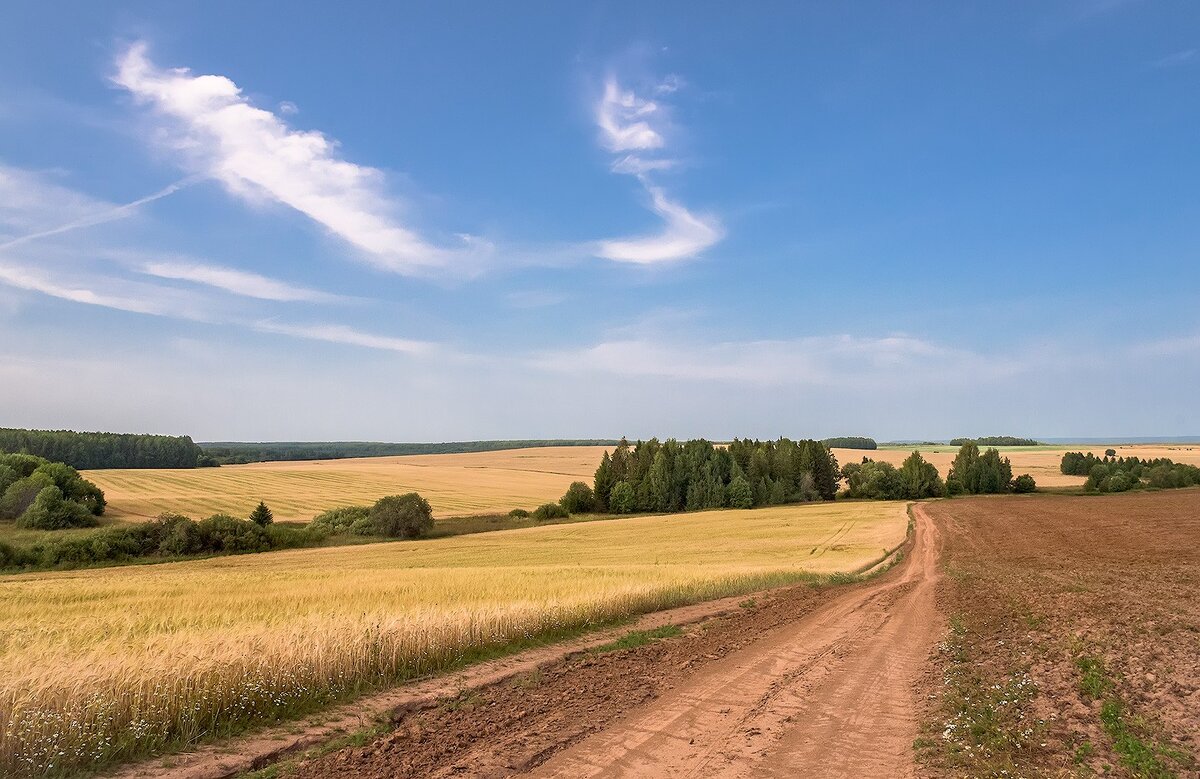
1,1,1197,441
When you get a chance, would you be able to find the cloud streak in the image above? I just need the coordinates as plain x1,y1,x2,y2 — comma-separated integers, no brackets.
593,76,723,264
113,42,481,275
139,260,343,303
253,320,433,354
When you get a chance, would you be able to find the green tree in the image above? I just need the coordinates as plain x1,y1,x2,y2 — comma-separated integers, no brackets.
897,451,945,499
609,481,636,514
369,493,434,539
593,451,616,511
16,485,96,530
559,481,596,514
728,475,753,509
1012,474,1037,493
248,501,274,527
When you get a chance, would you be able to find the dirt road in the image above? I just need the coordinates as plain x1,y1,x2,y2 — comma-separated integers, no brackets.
282,504,943,779
527,504,943,778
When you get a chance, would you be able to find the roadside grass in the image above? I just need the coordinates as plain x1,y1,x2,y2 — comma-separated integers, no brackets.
917,613,1042,775
1074,654,1192,778
592,624,683,653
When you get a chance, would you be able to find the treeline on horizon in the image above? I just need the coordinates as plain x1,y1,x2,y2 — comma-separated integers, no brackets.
949,436,1042,447
0,428,205,470
199,439,623,464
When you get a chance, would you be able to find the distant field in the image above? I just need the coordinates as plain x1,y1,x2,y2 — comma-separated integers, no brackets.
84,445,611,521
839,443,1200,487
0,500,907,775
81,443,1200,523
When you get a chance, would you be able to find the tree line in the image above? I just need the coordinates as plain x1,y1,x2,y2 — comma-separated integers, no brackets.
820,436,878,450
949,436,1041,447
199,439,622,464
1060,451,1200,493
0,428,207,469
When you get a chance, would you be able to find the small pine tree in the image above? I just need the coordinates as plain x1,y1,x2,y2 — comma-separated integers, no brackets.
249,501,273,527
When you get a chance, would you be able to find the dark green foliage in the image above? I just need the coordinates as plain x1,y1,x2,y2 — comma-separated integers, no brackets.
369,493,434,538
559,481,596,514
1011,474,1037,493
532,502,569,521
821,436,877,450
592,436,840,516
0,427,204,469
1064,451,1200,492
608,481,636,514
948,443,1015,494
16,486,97,530
842,460,904,500
1104,448,1117,457
897,451,946,498
0,452,105,528
200,439,622,465
197,514,271,552
507,508,531,519
949,436,1041,447
310,505,372,535
249,501,274,527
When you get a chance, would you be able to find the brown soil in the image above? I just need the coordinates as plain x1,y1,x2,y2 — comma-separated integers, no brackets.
274,505,942,779
920,490,1200,777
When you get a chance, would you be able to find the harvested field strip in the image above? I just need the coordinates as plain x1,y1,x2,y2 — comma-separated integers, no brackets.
0,500,907,777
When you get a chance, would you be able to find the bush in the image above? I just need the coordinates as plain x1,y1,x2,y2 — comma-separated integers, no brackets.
532,502,569,521
0,540,32,569
1011,474,1037,493
559,481,596,514
16,486,97,530
369,493,434,539
1105,448,1117,457
154,513,205,556
267,523,329,549
310,506,371,535
508,508,531,519
197,514,270,553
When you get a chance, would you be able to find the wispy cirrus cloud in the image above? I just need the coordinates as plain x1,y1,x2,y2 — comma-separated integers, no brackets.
253,320,434,354
139,260,343,303
112,42,487,275
593,76,723,264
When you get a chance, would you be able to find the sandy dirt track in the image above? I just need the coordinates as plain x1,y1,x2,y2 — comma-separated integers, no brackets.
526,504,942,778
275,505,942,779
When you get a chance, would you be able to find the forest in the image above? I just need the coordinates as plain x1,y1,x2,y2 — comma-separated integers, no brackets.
0,428,205,469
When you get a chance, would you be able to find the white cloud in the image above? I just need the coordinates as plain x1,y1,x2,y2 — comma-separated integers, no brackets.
0,164,118,236
0,260,171,316
596,184,723,264
592,76,723,264
533,334,1021,387
1152,49,1197,68
113,42,476,275
253,320,433,355
140,260,342,303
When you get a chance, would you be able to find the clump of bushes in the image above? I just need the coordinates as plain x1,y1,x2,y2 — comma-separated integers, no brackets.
1064,451,1200,493
0,452,105,529
310,505,373,535
946,443,1032,495
532,502,569,521
507,508,531,519
843,452,945,500
369,493,434,539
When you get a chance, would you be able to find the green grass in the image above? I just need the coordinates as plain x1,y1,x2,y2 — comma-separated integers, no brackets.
592,624,683,653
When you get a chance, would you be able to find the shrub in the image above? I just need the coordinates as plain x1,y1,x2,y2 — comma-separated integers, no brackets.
1011,474,1037,493
369,493,434,539
1105,448,1117,457
559,481,596,514
248,501,274,527
311,506,371,535
508,508,531,519
16,486,97,530
197,514,270,553
154,513,205,556
532,502,569,521
267,523,329,549
0,540,32,569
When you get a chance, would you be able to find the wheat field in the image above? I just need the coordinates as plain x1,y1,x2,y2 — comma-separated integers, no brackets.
84,446,612,521
0,500,906,776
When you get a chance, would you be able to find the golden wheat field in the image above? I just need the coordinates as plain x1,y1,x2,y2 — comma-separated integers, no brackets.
0,500,906,776
84,446,612,521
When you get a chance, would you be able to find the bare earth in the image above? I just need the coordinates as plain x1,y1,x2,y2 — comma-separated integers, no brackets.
273,505,942,779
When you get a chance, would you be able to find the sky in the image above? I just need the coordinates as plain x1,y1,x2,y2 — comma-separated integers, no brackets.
1,1,1197,442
